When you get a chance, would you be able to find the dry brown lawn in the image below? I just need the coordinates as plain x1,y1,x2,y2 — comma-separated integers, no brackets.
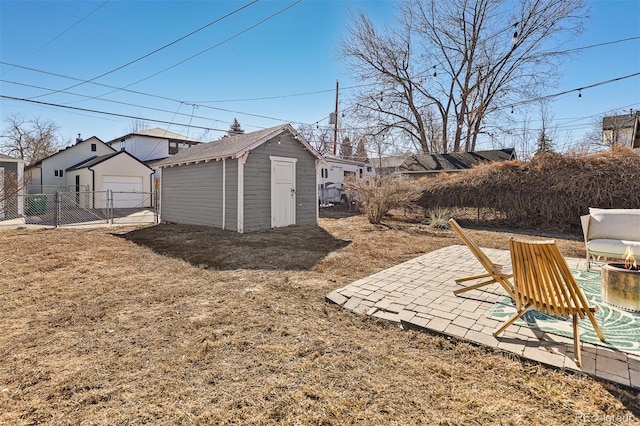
1,213,638,425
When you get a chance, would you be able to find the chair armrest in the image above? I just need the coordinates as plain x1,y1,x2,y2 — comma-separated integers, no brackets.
580,214,591,244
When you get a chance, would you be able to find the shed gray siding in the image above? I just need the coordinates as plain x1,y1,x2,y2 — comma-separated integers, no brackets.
243,133,317,232
224,159,238,230
161,161,224,227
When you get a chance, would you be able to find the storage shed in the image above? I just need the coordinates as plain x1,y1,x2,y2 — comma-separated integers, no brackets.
157,124,322,233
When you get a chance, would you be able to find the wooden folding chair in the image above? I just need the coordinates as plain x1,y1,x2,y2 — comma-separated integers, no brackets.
448,218,514,297
494,238,606,367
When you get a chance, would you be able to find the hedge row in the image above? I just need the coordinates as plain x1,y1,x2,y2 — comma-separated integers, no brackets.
416,147,640,231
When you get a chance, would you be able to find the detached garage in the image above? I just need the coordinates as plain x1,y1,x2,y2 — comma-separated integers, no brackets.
157,124,321,233
66,151,154,209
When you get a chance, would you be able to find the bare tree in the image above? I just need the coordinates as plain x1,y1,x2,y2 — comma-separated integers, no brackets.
126,119,149,133
1,114,62,163
341,0,587,154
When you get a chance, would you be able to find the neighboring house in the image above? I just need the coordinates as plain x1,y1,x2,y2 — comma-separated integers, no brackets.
157,124,322,233
374,148,517,178
602,111,640,150
24,136,154,208
26,136,114,193
66,151,154,209
106,127,203,194
106,128,202,163
0,153,25,218
317,156,375,204
370,156,408,175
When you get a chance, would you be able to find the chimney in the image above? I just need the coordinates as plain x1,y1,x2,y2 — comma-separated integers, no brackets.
76,133,82,144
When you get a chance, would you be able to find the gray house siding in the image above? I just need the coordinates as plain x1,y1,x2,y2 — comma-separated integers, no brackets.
161,162,223,227
242,133,317,232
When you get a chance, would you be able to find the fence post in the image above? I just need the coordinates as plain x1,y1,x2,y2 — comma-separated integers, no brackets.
108,190,113,225
54,191,60,227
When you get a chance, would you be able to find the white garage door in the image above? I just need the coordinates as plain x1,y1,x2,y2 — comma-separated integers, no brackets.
102,175,144,208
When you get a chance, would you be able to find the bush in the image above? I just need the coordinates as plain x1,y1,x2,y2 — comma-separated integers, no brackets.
416,147,640,231
345,175,422,224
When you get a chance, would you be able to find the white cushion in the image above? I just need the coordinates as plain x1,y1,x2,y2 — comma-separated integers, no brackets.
588,208,640,240
586,239,640,257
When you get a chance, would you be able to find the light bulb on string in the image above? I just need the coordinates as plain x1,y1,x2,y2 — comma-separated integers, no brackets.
578,89,582,98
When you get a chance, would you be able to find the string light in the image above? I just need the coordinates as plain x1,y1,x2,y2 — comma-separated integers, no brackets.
512,22,519,44
578,89,582,98
433,65,437,78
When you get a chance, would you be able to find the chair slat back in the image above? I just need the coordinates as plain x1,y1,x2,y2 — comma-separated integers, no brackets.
448,219,497,273
508,238,592,319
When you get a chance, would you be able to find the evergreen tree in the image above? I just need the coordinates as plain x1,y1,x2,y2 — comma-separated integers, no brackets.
354,137,369,162
340,137,353,159
227,118,245,137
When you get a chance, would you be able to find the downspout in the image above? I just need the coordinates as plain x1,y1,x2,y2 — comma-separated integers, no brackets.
149,169,156,222
222,158,226,230
88,166,95,209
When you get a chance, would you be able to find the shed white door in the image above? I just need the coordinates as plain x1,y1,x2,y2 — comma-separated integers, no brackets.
271,157,296,228
102,175,144,208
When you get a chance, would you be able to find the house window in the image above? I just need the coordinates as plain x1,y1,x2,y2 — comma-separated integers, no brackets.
120,140,126,151
169,141,178,155
366,166,372,172
359,168,363,178
91,143,97,152
321,168,328,178
54,169,64,178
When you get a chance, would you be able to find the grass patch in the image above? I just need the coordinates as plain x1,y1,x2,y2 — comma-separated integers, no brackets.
0,216,637,425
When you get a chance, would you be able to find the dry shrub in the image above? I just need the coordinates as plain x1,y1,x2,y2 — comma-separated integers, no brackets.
345,175,422,224
417,147,640,231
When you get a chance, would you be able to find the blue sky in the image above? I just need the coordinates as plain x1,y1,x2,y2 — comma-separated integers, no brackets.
1,0,639,153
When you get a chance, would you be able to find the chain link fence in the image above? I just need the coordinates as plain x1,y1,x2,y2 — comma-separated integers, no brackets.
0,190,157,229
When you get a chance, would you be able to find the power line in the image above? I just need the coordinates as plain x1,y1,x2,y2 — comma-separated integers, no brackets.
29,0,260,100
0,61,309,125
91,0,303,99
0,94,228,133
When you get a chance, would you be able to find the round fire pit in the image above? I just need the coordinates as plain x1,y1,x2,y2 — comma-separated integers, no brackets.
601,263,640,313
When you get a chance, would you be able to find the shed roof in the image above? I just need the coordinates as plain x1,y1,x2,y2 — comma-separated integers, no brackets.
157,124,321,168
398,148,516,174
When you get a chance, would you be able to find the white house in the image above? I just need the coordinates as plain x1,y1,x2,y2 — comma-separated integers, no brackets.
317,156,375,204
26,136,114,193
24,136,153,208
106,128,202,163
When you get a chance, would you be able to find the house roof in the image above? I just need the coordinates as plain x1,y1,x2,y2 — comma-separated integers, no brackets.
602,113,639,130
370,156,407,170
107,127,201,144
0,153,25,163
156,124,322,168
66,151,153,171
321,155,370,167
395,148,517,174
28,136,110,167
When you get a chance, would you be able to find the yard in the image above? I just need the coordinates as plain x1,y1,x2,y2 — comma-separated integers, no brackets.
1,214,638,425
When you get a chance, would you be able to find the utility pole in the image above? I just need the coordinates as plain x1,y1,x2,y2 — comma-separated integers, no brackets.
333,81,339,155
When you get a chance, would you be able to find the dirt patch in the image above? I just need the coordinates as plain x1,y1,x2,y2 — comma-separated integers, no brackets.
121,223,351,270
0,216,637,425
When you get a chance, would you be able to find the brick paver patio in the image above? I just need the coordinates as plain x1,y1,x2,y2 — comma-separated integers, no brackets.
325,245,640,389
